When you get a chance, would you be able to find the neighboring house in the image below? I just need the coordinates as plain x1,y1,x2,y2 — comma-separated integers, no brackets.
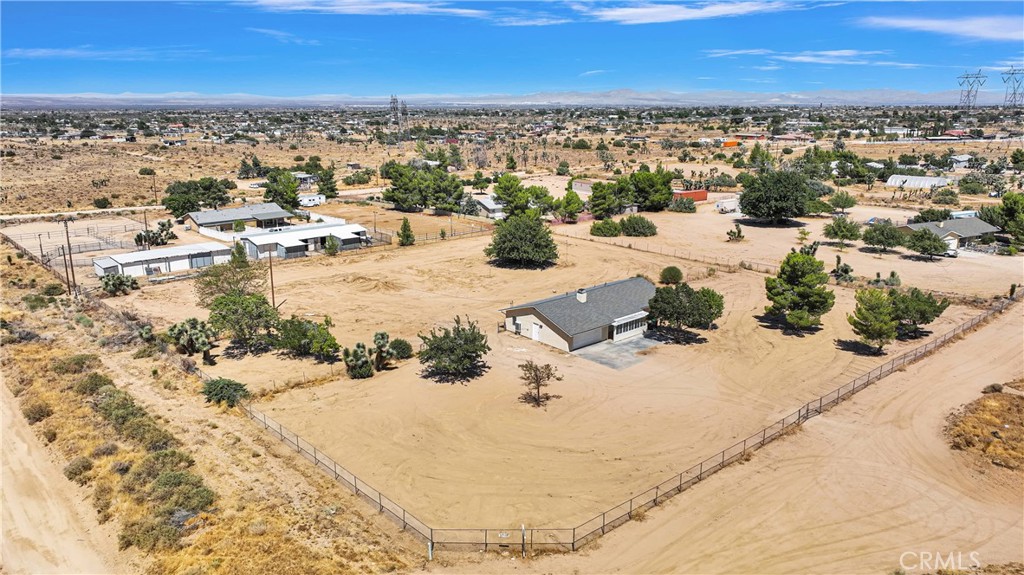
897,217,999,250
291,172,318,190
92,242,232,278
950,154,973,169
500,277,657,352
571,178,612,196
865,161,885,170
298,193,326,207
477,196,506,220
885,175,950,189
184,203,294,232
238,222,369,260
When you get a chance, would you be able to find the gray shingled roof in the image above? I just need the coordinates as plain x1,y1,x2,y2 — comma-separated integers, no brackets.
503,277,656,336
901,217,999,239
186,203,294,227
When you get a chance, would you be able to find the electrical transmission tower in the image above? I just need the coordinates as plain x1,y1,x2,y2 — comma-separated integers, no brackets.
389,94,400,147
1003,66,1024,108
957,70,987,110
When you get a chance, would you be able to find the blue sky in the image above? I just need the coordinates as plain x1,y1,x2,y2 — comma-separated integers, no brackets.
1,1,1022,97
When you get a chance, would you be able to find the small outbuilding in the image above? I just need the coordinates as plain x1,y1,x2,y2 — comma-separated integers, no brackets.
238,222,369,260
885,175,950,189
500,277,656,352
92,242,232,278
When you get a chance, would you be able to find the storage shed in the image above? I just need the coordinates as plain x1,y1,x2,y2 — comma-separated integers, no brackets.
92,242,232,278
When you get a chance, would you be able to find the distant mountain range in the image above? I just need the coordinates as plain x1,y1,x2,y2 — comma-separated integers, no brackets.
0,88,1008,109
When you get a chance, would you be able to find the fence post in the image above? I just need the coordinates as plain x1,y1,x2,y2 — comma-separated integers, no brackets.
572,528,576,552
378,491,383,512
654,486,659,505
602,512,606,534
698,461,703,480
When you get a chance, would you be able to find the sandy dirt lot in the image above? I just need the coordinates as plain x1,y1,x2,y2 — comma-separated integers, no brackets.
1,385,125,575
554,204,1024,297
424,305,1024,574
309,202,492,238
107,233,977,529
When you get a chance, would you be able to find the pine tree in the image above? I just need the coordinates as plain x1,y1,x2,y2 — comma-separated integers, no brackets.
398,217,415,246
847,289,897,353
764,252,835,331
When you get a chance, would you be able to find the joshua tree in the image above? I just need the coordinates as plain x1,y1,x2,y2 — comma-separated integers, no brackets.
167,317,216,364
343,343,373,379
371,331,395,371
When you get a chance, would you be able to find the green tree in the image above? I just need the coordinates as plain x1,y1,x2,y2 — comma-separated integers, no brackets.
556,160,570,176
263,170,300,209
318,167,338,198
194,243,267,307
904,229,947,260
139,167,156,176
371,332,395,371
505,154,518,170
590,218,621,237
828,190,857,213
648,282,725,339
492,173,553,218
167,318,215,362
518,360,562,407
343,343,374,379
100,274,139,296
397,217,415,246
324,235,340,256
620,214,658,237
161,178,234,217
557,189,584,223
660,266,683,285
764,252,835,331
1001,191,1024,242
588,182,622,219
1010,148,1024,171
202,378,250,408
822,217,861,250
748,142,774,171
418,316,491,382
208,293,278,353
847,289,897,353
739,171,813,223
162,193,201,219
889,288,949,338
910,208,951,223
861,221,904,252
484,214,558,267
275,316,338,361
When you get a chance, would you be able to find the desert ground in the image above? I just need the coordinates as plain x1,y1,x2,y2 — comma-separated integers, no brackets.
101,229,982,530
424,304,1024,575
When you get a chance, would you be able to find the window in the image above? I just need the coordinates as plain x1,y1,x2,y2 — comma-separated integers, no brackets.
614,318,646,336
189,252,213,269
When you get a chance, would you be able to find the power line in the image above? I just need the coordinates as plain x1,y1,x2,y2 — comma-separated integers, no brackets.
1003,66,1024,108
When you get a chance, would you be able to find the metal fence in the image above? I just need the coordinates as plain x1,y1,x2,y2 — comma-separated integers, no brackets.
553,228,741,271
231,291,1015,555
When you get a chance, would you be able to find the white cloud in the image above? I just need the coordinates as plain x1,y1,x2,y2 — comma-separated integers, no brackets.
495,15,573,26
576,1,796,25
773,49,885,65
579,69,608,77
752,65,781,70
859,16,1024,42
705,48,774,58
245,27,320,45
2,45,205,61
241,0,487,18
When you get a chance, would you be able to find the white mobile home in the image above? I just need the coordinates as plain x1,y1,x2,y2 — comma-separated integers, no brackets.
92,242,232,278
298,193,326,207
238,222,370,260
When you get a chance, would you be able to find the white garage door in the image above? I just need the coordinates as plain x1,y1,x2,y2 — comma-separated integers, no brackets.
571,327,606,350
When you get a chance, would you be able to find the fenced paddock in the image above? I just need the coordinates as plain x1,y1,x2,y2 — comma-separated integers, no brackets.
232,294,1016,556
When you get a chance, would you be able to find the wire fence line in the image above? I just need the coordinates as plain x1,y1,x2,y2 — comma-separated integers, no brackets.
4,229,1015,556
228,291,1016,555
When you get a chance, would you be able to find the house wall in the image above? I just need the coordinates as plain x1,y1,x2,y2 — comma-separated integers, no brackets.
570,326,607,350
503,312,571,352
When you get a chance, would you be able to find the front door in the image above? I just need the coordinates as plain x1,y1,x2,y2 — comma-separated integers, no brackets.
531,323,540,340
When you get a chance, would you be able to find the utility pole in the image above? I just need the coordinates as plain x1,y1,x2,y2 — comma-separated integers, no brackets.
60,218,78,298
37,234,44,261
143,210,150,250
268,248,276,308
60,246,71,295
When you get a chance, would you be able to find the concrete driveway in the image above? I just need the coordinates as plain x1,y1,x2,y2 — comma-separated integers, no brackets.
573,334,662,370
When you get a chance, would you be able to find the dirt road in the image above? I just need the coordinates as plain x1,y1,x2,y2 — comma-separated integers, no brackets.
1,385,123,575
426,305,1024,574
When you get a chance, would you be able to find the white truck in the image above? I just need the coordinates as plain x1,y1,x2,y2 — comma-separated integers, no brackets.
715,198,739,213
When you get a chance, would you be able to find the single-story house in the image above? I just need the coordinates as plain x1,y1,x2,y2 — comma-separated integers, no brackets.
950,154,973,169
92,242,232,278
897,217,999,249
570,178,613,196
500,277,657,352
477,196,506,220
238,222,369,260
291,172,318,190
184,203,294,232
885,175,950,189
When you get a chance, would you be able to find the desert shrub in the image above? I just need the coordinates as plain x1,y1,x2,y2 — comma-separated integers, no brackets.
660,266,683,285
123,450,195,494
41,427,57,443
201,378,250,408
21,294,50,311
51,353,99,374
621,214,658,237
111,461,132,475
389,338,414,360
41,283,65,296
95,387,147,429
118,517,181,551
667,197,696,213
75,314,94,328
150,470,216,513
22,400,53,424
590,219,622,237
982,383,1004,394
93,481,114,522
93,197,111,209
91,442,120,458
64,456,94,484
122,418,178,451
74,372,114,395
